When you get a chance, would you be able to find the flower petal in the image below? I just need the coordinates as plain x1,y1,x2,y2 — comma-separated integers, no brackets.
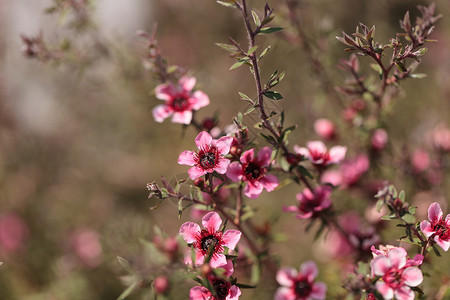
276,267,297,287
221,260,234,278
307,141,327,155
370,256,391,276
226,162,243,182
189,286,210,300
394,286,414,300
179,222,200,243
434,236,450,252
222,230,241,250
172,110,193,125
310,282,327,299
275,287,296,300
188,166,207,180
420,220,434,238
428,202,443,223
152,104,172,123
402,267,423,287
195,131,213,148
202,211,222,231
243,181,264,199
210,253,227,268
240,148,255,164
257,147,272,167
228,285,241,300
328,146,347,165
216,136,233,155
293,146,310,159
387,247,407,269
300,260,318,281
375,281,394,300
260,174,279,192
155,83,175,100
214,158,231,174
179,76,196,91
178,151,196,166
190,90,210,110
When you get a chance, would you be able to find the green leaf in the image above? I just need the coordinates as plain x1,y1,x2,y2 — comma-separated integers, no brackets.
398,190,405,202
259,27,283,34
215,42,239,53
230,58,250,70
263,91,283,100
117,280,139,300
258,46,271,60
402,213,416,224
409,206,416,215
235,283,256,289
160,188,168,198
251,11,261,27
409,73,427,79
251,262,261,285
244,106,256,115
376,199,384,212
370,63,383,76
247,45,258,55
216,0,237,8
117,257,134,274
178,199,183,218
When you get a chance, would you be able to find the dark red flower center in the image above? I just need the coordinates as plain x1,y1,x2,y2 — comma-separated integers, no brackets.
294,278,312,298
209,277,231,300
170,96,189,112
384,269,404,289
194,145,220,171
244,162,265,181
201,235,219,252
309,149,329,163
194,228,224,256
433,219,450,239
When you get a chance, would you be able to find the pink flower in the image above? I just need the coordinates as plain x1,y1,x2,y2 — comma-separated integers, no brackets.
370,248,423,300
294,141,347,166
371,245,423,267
321,155,369,187
226,147,279,199
72,229,103,268
179,212,241,268
275,261,326,300
189,267,241,300
0,213,29,254
314,119,335,140
178,131,233,180
420,202,450,251
371,129,388,151
411,149,430,173
153,76,209,124
283,186,332,219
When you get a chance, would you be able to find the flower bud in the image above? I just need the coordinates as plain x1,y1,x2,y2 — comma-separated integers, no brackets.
314,118,336,140
154,276,169,294
371,129,388,151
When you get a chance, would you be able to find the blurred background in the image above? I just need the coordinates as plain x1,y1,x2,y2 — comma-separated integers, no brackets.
1,0,450,299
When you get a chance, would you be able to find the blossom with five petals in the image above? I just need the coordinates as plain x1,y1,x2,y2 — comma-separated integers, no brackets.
420,202,450,251
294,141,346,166
153,76,209,124
178,131,233,180
179,212,241,268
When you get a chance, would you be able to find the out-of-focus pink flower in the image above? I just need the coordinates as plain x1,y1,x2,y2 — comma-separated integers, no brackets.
320,213,380,259
72,229,103,268
154,276,170,294
371,129,388,151
430,124,450,152
0,213,29,254
275,261,326,300
370,248,423,300
189,260,241,300
152,76,209,124
283,186,332,219
314,119,335,140
370,245,423,267
179,131,233,180
226,147,279,199
294,141,347,166
420,202,450,251
321,154,369,187
411,149,430,173
179,212,241,268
